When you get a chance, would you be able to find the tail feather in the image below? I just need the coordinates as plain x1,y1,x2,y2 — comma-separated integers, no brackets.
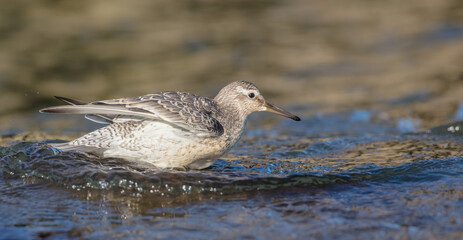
41,96,115,124
40,96,155,125
55,96,88,105
39,105,153,118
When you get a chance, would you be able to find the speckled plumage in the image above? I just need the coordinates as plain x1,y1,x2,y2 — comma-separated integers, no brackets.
40,81,300,169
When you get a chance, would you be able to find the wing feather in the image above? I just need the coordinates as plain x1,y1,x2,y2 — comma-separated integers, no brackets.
40,92,224,137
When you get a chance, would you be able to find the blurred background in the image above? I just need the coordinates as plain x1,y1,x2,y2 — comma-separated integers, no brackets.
0,0,462,134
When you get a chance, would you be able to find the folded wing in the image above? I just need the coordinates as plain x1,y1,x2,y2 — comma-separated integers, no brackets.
40,92,224,137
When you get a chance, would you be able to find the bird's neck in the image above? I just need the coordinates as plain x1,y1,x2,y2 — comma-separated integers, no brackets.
214,98,248,142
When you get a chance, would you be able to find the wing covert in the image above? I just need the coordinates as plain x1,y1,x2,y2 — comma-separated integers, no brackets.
94,92,224,137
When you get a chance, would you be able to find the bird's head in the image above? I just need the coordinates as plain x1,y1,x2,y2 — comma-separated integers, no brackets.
214,81,300,121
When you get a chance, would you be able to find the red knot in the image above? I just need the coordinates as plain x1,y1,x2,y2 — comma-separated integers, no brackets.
40,81,300,169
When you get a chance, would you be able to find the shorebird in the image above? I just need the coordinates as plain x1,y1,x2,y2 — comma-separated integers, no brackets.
40,81,300,169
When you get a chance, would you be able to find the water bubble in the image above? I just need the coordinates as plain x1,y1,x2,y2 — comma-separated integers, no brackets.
447,125,461,133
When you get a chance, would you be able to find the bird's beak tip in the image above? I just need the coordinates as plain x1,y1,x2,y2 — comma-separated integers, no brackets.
264,102,301,122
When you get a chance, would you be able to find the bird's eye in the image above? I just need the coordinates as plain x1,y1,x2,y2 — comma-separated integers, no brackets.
248,92,255,98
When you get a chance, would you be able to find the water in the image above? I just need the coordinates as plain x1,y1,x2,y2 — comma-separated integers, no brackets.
1,109,463,239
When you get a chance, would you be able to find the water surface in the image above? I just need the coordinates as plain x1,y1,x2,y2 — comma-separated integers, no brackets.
1,109,463,239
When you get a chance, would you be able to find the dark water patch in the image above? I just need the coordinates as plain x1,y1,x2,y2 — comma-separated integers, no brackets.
388,91,432,105
0,179,119,240
349,157,463,184
371,25,463,55
0,129,23,138
429,121,463,136
183,38,213,54
423,25,463,44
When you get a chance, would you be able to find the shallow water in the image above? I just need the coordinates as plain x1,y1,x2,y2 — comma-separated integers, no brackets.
1,110,463,239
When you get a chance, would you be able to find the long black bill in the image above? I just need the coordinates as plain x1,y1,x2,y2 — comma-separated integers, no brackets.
264,102,301,121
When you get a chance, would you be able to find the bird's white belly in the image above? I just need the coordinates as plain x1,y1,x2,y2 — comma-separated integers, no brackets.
101,121,229,169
